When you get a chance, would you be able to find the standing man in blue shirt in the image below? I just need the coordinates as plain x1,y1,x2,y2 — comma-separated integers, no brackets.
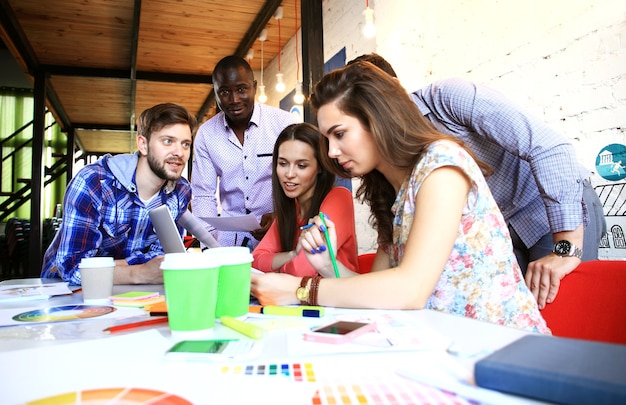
41,103,196,285
191,55,298,250
348,54,606,309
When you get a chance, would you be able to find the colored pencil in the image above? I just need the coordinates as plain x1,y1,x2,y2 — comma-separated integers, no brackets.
103,317,168,333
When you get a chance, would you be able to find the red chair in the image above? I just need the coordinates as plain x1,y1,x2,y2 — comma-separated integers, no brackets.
540,260,626,344
357,252,376,274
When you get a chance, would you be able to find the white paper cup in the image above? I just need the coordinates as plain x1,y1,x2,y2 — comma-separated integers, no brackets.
79,257,115,305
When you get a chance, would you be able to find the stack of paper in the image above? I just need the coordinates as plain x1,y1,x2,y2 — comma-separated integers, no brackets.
0,279,73,303
145,300,168,315
109,292,164,308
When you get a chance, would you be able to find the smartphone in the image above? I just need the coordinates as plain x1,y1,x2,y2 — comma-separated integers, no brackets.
303,320,377,344
165,339,262,361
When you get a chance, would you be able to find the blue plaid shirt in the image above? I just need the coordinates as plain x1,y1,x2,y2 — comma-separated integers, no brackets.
41,153,191,285
411,78,588,248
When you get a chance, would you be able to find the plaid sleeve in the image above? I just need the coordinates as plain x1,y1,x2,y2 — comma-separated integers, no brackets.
47,168,107,284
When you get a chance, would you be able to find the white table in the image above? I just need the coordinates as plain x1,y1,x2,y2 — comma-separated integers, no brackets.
0,284,543,405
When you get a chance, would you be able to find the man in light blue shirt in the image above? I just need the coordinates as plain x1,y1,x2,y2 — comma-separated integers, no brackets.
348,54,606,309
192,56,298,250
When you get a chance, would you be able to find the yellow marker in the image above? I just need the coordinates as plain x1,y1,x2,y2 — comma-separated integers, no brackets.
249,305,324,318
220,316,264,340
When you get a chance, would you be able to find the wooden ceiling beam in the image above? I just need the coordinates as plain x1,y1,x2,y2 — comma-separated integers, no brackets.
41,65,213,84
234,0,284,58
137,71,212,84
72,123,132,131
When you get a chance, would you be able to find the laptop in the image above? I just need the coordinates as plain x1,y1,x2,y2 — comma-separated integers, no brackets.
149,205,187,253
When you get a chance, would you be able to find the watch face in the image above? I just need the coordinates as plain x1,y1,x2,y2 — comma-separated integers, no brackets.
296,287,308,301
554,240,572,255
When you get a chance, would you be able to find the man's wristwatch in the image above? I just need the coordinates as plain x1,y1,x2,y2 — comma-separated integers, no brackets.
553,240,583,259
296,276,312,304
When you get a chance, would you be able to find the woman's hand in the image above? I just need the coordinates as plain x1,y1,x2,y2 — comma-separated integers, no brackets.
298,214,338,278
250,272,301,306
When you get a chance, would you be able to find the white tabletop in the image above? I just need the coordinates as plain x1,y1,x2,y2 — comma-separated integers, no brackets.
0,284,543,405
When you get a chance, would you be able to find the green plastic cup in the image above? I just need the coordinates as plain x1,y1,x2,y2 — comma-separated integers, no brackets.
161,252,220,340
204,247,253,319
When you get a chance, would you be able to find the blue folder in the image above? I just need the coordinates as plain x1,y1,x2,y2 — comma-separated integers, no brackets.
474,334,626,404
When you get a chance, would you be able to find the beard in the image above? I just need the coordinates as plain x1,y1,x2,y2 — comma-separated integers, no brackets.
147,150,183,182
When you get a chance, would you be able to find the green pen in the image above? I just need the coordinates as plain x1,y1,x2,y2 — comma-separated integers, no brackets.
319,212,340,278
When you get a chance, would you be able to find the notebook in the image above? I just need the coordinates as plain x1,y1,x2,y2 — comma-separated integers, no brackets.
149,205,187,253
474,334,626,404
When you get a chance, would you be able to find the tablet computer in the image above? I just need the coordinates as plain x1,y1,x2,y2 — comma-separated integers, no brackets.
149,205,187,253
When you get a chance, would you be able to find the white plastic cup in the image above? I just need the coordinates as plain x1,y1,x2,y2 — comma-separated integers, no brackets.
78,257,115,305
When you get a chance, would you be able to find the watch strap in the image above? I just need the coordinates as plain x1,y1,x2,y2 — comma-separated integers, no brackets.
571,246,583,259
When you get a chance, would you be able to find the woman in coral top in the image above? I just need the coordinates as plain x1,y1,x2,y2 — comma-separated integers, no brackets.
252,123,359,277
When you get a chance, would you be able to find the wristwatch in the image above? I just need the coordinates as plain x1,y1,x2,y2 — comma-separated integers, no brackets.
553,240,583,259
296,276,312,305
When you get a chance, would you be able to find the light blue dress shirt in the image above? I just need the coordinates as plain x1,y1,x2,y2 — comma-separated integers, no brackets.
410,78,588,248
191,102,298,249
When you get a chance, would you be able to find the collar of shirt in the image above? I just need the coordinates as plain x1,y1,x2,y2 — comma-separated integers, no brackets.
220,102,261,131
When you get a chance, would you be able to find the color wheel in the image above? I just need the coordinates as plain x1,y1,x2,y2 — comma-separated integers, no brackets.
26,387,192,404
12,305,116,323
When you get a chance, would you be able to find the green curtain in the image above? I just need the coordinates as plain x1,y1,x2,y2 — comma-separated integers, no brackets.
0,89,67,220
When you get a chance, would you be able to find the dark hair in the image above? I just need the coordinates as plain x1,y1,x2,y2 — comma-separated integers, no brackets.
310,62,490,245
212,55,254,83
347,53,398,78
136,103,197,141
272,123,336,251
